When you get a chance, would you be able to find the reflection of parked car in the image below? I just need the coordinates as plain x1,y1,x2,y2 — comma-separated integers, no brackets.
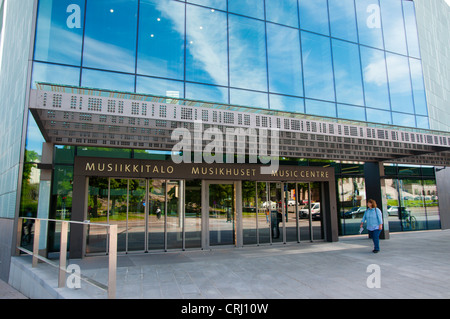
387,206,411,217
342,206,366,219
299,203,320,219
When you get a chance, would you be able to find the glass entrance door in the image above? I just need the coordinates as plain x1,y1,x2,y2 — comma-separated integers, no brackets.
209,183,236,246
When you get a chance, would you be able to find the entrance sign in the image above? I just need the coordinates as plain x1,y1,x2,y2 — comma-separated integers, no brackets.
75,157,334,182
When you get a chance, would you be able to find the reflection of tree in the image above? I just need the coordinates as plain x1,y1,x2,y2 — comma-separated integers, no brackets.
20,150,41,216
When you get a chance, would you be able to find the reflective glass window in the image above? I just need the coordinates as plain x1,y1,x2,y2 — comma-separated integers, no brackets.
265,0,299,28
380,0,407,55
228,0,264,20
360,46,390,110
34,0,85,65
416,116,430,130
186,5,228,86
185,83,228,104
409,58,428,116
332,39,364,106
269,95,305,113
301,31,335,101
83,0,138,73
230,89,268,109
328,0,358,42
31,62,80,89
136,76,184,98
355,0,384,49
267,23,303,97
337,104,366,122
392,112,416,127
229,15,267,92
305,99,336,118
81,69,135,92
386,52,414,114
138,0,185,80
186,0,226,11
299,0,329,36
402,1,420,58
366,108,392,125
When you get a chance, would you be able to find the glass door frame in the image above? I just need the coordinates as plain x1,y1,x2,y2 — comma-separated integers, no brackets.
202,180,242,249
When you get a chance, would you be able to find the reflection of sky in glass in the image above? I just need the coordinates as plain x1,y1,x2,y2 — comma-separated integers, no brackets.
185,83,228,104
409,58,428,116
265,0,299,28
138,0,185,80
83,0,138,73
366,108,392,125
305,99,336,118
299,0,329,36
329,0,358,42
186,5,228,86
136,76,184,98
82,69,135,92
332,39,364,106
229,14,267,92
228,0,264,20
302,31,335,101
403,1,421,58
34,0,84,65
187,0,226,11
360,46,390,110
32,0,427,128
385,53,414,113
31,62,80,89
355,0,384,49
380,0,407,55
267,23,303,97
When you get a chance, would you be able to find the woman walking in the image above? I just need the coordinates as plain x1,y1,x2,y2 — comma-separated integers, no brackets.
360,199,383,253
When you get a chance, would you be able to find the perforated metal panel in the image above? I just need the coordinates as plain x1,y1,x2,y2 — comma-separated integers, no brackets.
29,84,450,166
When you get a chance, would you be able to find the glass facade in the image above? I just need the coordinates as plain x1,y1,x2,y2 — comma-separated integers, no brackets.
31,0,429,129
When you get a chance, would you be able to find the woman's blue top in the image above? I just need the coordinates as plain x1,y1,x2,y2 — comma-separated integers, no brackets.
361,208,383,231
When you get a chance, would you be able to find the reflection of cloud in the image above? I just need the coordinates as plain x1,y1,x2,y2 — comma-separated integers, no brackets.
363,56,387,86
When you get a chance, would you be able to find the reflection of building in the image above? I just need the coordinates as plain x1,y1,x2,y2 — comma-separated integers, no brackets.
1,0,450,289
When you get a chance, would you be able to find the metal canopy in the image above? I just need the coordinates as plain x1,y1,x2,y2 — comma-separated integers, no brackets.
29,83,450,166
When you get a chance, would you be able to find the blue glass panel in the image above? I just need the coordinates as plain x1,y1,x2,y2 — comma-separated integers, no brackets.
328,0,358,42
31,62,80,89
187,0,226,11
305,99,336,118
360,46,390,110
332,39,364,106
186,5,228,86
269,95,305,113
228,0,264,20
267,23,303,97
34,0,85,65
366,108,392,125
385,52,414,114
81,69,135,92
355,0,384,49
25,111,45,156
185,83,228,104
83,0,138,73
301,31,335,101
138,0,185,80
229,15,267,92
409,58,428,116
337,104,366,122
230,89,268,109
392,112,416,127
136,76,184,98
416,116,430,129
402,1,421,58
380,0,407,55
265,0,299,28
299,0,329,36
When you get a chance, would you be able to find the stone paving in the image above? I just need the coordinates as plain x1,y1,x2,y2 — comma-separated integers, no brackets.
7,229,450,299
